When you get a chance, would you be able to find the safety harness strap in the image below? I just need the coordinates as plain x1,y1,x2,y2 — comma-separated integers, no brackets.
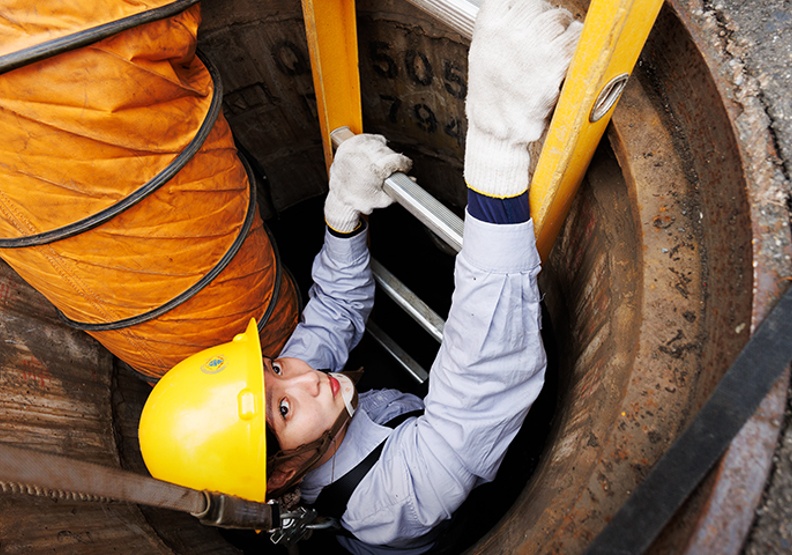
311,409,424,520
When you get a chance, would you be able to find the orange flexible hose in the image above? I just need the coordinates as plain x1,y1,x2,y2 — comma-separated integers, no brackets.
0,2,298,379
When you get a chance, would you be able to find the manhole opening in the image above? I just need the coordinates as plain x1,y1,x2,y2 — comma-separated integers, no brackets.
225,194,561,553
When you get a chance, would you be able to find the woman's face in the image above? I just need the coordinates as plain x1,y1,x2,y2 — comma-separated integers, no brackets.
263,357,350,450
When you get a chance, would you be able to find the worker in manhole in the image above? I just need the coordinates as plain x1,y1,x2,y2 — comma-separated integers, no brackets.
139,0,581,552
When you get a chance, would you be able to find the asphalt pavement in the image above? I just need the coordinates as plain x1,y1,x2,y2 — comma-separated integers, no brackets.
697,1,792,553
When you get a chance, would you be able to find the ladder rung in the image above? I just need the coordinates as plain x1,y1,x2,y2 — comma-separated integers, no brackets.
371,259,445,343
366,321,430,384
331,127,464,253
402,0,478,39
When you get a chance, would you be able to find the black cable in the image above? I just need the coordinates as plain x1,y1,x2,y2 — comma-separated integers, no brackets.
58,155,260,331
0,0,200,75
2,16,290,334
0,50,222,249
258,220,284,334
3,6,292,349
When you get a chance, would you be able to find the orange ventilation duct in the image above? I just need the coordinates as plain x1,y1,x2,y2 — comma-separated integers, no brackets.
0,0,299,379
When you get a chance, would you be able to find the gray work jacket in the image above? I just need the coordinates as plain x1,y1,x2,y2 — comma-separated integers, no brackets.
280,212,546,553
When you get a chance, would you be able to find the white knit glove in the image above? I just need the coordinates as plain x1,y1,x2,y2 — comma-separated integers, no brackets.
464,0,582,198
324,133,412,233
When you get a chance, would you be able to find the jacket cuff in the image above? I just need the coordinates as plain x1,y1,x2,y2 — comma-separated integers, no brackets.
322,220,370,261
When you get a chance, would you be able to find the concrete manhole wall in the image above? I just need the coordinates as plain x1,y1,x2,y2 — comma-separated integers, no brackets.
0,0,789,554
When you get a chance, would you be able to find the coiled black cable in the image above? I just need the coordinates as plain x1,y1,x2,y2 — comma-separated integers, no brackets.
57,155,283,332
0,0,201,76
1,2,289,333
0,49,222,249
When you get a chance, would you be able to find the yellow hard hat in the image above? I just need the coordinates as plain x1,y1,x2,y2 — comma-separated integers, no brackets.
138,318,267,502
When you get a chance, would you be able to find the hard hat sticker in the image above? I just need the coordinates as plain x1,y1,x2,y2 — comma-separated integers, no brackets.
201,355,226,374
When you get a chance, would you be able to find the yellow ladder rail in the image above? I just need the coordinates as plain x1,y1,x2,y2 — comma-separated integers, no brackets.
530,0,664,259
300,0,362,173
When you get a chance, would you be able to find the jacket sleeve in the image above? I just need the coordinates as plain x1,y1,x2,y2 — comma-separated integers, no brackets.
342,212,547,547
278,226,374,372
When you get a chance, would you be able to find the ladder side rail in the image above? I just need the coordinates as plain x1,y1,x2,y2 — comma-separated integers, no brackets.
371,259,445,343
366,321,430,384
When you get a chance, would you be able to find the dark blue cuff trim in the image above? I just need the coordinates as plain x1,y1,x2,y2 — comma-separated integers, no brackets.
327,218,367,238
467,190,530,224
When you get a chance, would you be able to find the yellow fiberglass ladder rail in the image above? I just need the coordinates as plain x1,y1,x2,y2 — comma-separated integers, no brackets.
300,0,663,380
300,0,362,174
528,0,664,259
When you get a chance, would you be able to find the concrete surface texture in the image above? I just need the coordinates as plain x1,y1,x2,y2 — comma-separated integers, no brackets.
688,0,792,553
